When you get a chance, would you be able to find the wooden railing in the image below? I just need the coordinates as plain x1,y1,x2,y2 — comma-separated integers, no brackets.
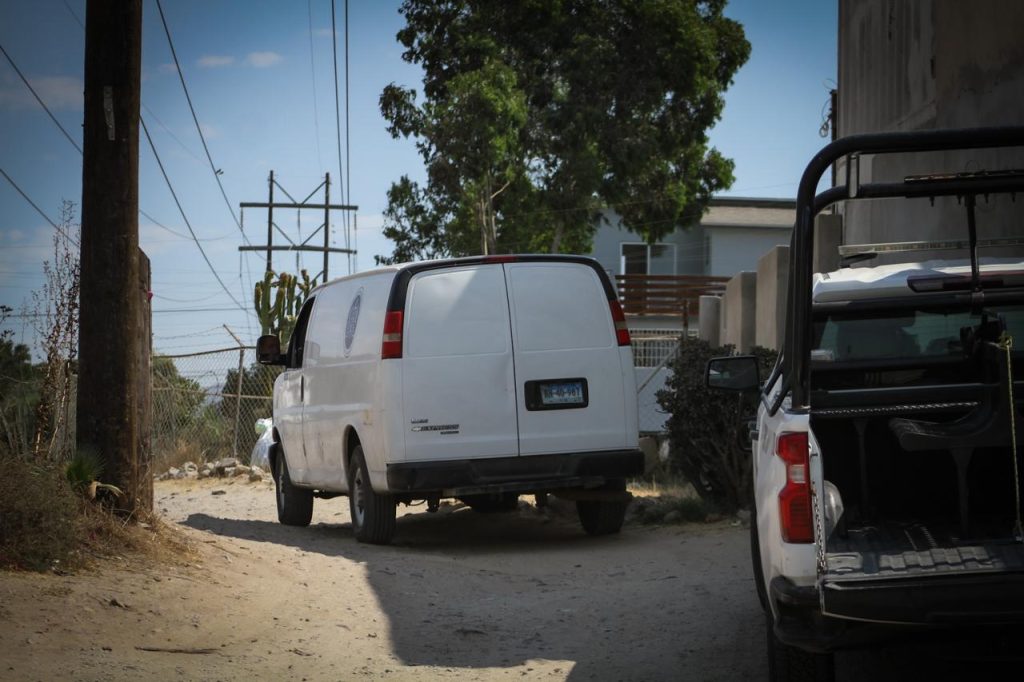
615,274,728,317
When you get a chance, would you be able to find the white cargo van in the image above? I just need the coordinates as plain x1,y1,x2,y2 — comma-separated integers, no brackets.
257,255,643,544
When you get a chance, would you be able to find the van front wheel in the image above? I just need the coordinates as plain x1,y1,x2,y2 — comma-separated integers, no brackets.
348,446,396,545
274,449,313,527
576,479,628,536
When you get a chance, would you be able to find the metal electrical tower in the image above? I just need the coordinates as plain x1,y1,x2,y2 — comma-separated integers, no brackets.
238,170,357,281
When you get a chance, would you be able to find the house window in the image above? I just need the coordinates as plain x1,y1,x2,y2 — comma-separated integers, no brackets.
620,243,675,275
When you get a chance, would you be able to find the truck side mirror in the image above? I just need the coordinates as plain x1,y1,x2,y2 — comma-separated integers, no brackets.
256,334,286,366
706,355,760,393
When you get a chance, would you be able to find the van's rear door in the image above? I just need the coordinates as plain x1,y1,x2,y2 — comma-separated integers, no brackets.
400,264,519,462
505,261,633,456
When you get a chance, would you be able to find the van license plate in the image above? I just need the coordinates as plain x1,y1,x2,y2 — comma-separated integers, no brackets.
540,380,585,406
525,378,588,411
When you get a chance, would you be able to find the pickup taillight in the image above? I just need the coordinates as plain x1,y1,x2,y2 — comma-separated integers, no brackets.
777,432,813,543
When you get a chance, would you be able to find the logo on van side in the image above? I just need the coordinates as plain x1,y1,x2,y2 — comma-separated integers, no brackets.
344,288,363,357
411,423,460,435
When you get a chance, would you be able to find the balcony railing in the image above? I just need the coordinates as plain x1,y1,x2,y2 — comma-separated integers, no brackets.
614,274,728,318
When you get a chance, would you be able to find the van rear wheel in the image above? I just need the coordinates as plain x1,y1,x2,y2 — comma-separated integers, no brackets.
274,448,313,527
348,446,396,545
576,479,628,536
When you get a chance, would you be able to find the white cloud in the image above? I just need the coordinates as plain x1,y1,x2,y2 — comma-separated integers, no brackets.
0,75,83,111
197,55,235,68
245,52,283,68
158,63,178,74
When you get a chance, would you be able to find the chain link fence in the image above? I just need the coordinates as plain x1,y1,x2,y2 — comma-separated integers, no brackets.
629,328,701,435
152,347,280,469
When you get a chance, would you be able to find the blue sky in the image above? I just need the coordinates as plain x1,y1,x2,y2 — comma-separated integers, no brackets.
0,0,837,354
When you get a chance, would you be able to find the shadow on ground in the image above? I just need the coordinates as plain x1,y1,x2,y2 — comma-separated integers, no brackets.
183,503,764,680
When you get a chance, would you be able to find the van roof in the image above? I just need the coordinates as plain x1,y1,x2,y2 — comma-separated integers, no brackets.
311,254,611,297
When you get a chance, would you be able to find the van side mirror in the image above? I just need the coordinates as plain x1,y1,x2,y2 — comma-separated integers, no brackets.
706,355,760,393
257,334,286,366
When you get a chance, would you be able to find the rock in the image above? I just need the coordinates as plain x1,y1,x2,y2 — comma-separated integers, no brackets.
182,461,198,472
197,470,210,480
215,457,239,471
235,464,252,476
211,489,226,496
249,470,264,482
663,510,682,524
167,467,180,479
223,466,237,477
735,509,752,526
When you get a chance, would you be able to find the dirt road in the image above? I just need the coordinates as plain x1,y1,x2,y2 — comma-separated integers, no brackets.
2,479,1016,681
1,479,764,681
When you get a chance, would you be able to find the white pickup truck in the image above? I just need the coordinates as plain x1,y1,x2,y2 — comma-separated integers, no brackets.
708,127,1024,682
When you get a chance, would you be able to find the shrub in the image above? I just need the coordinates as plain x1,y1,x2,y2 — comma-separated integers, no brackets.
0,457,80,571
656,339,777,513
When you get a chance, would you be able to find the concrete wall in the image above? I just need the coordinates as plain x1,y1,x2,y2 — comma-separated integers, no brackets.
837,0,1024,252
719,271,757,353
755,246,788,351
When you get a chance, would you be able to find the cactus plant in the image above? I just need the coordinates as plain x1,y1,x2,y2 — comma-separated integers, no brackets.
253,269,319,347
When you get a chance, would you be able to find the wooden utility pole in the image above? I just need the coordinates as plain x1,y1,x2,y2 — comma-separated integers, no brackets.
77,0,146,513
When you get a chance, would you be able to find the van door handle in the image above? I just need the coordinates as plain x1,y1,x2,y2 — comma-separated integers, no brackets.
300,375,305,403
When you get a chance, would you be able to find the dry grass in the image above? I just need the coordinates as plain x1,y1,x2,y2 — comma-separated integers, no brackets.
628,476,699,500
153,438,207,474
1,455,195,574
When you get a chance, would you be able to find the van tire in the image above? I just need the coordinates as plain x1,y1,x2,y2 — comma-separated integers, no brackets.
348,446,396,545
274,449,313,527
576,479,628,535
766,613,835,682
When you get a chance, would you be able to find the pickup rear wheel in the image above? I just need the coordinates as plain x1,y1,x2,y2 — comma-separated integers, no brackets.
274,448,313,527
348,445,396,545
576,479,628,536
766,612,835,682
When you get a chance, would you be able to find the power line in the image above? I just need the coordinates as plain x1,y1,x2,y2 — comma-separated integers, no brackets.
154,0,244,237
0,166,80,247
154,0,255,339
0,41,82,154
344,0,352,273
141,117,250,316
307,0,324,174
330,0,347,273
141,102,206,166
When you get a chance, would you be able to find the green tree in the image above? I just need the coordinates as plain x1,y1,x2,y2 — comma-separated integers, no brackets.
378,0,750,263
151,355,204,441
0,338,39,457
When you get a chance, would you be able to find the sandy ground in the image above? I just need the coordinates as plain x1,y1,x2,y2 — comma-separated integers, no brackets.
1,478,1019,681
1,478,765,681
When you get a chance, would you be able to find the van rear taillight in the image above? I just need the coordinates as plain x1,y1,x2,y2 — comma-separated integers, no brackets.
381,311,404,359
609,299,631,346
484,255,518,263
777,432,813,543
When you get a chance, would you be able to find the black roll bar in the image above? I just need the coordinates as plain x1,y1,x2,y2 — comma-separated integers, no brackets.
777,126,1024,415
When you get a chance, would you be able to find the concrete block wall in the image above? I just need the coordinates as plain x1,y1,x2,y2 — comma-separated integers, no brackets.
719,271,757,353
755,246,788,351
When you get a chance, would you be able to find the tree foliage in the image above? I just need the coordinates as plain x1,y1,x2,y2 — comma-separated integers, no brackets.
656,339,776,513
378,0,750,263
